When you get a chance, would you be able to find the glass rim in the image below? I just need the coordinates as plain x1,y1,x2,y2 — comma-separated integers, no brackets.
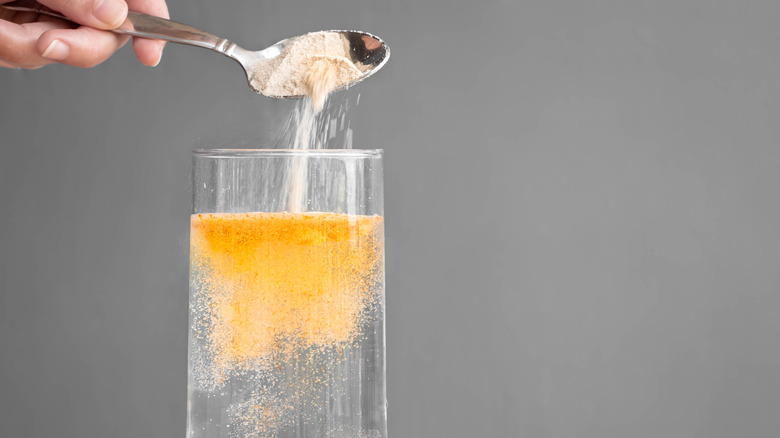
193,149,383,158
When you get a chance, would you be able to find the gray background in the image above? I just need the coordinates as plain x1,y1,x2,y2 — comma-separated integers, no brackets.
2,0,780,437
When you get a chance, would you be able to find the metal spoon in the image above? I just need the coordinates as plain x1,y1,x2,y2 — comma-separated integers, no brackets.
1,0,389,97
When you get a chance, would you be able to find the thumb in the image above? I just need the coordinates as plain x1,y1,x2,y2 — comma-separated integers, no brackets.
37,0,128,29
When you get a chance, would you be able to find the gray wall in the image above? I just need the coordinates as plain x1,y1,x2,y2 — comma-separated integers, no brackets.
2,0,780,437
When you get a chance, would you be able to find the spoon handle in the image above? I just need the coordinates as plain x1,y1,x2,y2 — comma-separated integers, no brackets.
1,0,238,55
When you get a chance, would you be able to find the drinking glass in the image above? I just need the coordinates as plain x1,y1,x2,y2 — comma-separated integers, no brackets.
188,149,386,438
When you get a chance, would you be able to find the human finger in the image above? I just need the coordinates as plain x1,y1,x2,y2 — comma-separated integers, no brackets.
37,0,127,30
126,0,169,66
0,19,62,69
37,25,129,68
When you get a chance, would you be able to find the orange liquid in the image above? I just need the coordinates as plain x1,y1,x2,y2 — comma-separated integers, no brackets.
190,212,384,369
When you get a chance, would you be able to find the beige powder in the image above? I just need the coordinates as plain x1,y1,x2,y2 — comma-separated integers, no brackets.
254,31,362,110
304,58,339,112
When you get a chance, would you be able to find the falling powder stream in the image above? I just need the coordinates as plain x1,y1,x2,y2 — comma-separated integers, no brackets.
281,35,361,212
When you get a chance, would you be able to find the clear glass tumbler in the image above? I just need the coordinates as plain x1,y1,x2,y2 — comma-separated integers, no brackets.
188,150,386,438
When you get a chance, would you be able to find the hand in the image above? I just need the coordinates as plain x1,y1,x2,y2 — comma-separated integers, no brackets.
0,0,169,69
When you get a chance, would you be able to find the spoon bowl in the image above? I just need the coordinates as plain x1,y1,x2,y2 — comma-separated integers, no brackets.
237,30,390,97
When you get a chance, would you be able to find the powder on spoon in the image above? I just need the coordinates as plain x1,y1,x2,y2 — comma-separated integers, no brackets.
253,31,363,111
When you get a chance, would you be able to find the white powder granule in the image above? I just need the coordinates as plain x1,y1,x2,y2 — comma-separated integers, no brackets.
253,31,363,111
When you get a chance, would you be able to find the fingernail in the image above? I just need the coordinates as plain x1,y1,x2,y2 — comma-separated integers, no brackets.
93,0,128,27
151,43,165,67
41,39,69,61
